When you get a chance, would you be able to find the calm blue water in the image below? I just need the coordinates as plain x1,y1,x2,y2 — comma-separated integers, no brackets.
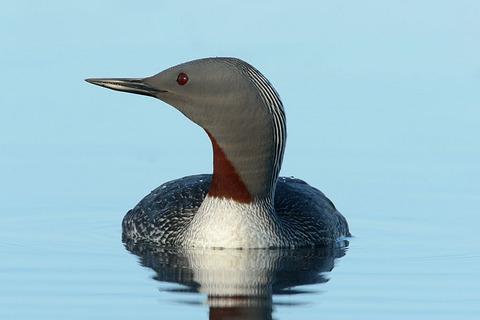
1,1,479,319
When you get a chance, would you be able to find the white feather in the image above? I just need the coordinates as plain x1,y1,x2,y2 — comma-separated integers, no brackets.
184,196,281,248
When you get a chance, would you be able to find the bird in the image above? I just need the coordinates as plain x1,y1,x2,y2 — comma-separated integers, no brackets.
86,57,350,248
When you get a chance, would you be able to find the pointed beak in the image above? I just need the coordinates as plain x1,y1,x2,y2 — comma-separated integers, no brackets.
85,78,166,97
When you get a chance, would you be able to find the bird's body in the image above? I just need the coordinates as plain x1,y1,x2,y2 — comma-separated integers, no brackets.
123,175,349,248
87,57,350,248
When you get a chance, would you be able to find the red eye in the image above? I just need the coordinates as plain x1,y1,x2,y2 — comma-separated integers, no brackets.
176,72,189,85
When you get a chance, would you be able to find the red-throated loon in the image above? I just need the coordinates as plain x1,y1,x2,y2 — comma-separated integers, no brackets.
86,57,350,248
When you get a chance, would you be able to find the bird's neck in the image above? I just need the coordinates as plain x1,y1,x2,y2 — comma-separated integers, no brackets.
204,103,286,204
196,59,287,205
206,131,253,203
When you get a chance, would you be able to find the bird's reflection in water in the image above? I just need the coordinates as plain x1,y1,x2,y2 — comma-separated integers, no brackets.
124,240,348,320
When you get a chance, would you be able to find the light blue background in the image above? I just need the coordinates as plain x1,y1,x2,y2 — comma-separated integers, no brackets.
1,1,479,319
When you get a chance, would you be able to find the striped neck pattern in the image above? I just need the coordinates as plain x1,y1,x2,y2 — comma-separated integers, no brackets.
221,58,287,202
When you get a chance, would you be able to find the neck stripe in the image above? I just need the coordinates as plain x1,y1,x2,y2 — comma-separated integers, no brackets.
245,67,286,196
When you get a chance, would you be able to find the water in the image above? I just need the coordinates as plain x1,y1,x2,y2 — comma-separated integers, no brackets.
1,146,479,320
1,1,480,319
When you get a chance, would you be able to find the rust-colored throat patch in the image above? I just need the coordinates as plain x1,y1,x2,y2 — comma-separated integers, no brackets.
205,130,252,203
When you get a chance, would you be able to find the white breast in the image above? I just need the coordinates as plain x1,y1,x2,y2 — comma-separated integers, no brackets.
183,196,282,248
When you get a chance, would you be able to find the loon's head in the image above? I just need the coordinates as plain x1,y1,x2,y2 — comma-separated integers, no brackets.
87,57,286,203
87,58,271,129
